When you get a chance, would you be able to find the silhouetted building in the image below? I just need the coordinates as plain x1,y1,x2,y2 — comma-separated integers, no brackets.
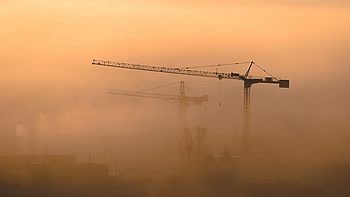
0,155,109,180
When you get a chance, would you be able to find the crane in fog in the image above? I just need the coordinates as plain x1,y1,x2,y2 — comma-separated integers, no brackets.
92,59,289,154
106,81,208,124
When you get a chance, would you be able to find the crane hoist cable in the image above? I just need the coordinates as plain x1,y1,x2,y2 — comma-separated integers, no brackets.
218,79,222,108
180,61,252,70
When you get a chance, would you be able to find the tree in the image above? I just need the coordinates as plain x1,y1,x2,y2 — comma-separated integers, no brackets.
179,126,207,166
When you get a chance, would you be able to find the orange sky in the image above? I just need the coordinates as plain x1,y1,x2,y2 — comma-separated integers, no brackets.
1,1,349,78
1,1,350,158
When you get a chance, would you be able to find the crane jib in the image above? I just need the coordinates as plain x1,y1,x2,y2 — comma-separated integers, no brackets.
92,59,289,88
92,59,241,80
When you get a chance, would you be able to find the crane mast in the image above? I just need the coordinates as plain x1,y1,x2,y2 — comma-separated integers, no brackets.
92,59,289,155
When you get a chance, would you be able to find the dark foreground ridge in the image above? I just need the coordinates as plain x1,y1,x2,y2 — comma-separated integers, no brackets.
0,154,349,197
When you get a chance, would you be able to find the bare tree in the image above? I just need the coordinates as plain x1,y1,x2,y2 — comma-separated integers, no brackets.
179,126,207,166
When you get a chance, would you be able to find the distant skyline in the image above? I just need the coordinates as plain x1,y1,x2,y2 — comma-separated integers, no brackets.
0,0,349,161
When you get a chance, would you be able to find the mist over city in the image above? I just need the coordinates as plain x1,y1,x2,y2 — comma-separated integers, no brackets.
1,1,350,196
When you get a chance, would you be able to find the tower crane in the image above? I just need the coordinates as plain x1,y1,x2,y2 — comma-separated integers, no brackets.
106,81,208,124
92,59,289,154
